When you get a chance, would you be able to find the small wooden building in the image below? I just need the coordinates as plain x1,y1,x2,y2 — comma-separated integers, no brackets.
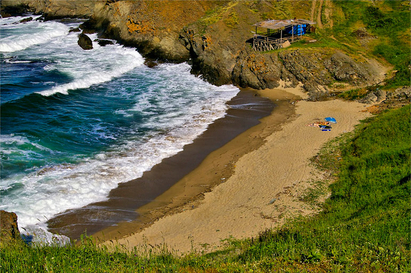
252,19,315,51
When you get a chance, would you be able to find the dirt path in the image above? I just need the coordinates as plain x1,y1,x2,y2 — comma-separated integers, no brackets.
324,0,334,29
311,0,333,29
317,0,324,29
310,0,317,23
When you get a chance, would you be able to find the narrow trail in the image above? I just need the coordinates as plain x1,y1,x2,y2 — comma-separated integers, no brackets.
311,0,323,29
317,0,324,29
310,0,317,23
324,0,334,28
311,0,333,29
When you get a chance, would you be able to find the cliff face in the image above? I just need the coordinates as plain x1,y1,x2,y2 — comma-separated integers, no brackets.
1,0,101,18
0,210,23,246
1,0,396,97
232,48,385,96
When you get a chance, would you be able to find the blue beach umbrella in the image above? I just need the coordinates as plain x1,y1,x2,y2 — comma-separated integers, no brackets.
325,117,337,123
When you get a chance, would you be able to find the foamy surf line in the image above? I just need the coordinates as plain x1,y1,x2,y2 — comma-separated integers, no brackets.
36,39,145,96
46,90,275,240
1,80,240,245
0,18,68,53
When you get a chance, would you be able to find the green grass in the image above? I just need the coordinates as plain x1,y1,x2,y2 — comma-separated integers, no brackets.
273,1,410,89
331,0,411,89
2,105,409,272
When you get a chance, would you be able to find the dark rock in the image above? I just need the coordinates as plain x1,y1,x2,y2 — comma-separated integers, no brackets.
144,59,160,68
278,49,333,94
97,39,114,46
232,49,282,89
0,210,22,246
78,33,93,50
324,51,372,85
360,92,378,104
69,27,82,33
0,4,32,17
80,18,111,35
374,89,386,102
387,86,411,100
19,17,33,23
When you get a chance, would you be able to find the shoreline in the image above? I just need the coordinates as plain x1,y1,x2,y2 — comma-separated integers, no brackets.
91,87,299,243
103,87,371,254
46,88,278,239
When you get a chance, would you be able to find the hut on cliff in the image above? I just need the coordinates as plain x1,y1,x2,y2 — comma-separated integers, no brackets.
252,19,315,51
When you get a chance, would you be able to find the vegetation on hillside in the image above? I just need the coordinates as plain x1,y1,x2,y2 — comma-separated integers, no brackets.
250,0,410,91
2,104,409,272
331,0,410,89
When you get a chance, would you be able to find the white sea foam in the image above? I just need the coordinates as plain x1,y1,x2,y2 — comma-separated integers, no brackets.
0,62,239,234
37,35,144,96
22,224,70,246
0,19,68,53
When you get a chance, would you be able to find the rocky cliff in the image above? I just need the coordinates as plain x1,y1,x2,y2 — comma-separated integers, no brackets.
1,0,405,98
0,210,23,246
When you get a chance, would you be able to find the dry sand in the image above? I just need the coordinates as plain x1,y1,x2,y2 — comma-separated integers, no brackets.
105,87,371,254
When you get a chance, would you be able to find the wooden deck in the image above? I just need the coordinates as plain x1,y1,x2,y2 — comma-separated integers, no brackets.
252,35,301,51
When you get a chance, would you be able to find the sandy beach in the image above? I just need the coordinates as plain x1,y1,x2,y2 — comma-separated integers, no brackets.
101,86,371,254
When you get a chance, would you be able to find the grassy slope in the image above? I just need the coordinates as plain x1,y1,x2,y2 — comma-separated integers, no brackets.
329,0,410,89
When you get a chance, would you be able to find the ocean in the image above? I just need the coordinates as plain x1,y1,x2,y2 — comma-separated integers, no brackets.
0,15,243,243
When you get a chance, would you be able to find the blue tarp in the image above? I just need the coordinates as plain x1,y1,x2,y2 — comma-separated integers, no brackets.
285,24,307,36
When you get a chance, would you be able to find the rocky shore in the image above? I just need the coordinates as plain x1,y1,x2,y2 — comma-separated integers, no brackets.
1,0,392,100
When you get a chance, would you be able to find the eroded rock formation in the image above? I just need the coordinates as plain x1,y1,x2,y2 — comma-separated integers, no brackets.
0,210,22,246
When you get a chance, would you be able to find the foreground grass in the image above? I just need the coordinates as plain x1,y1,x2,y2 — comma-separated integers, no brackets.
1,105,409,272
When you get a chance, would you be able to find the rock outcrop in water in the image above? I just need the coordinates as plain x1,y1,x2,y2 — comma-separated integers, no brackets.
0,0,401,99
78,33,93,50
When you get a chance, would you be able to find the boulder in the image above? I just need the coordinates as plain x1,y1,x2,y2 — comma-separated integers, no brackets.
97,39,114,46
387,86,411,100
0,210,22,246
78,33,93,50
360,92,378,104
20,17,33,23
281,40,291,48
324,51,372,85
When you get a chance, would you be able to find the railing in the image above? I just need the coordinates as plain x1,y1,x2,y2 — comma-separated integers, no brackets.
252,34,301,51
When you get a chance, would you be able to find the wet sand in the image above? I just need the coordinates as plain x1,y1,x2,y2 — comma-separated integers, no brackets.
47,89,278,239
89,87,299,243
104,87,371,254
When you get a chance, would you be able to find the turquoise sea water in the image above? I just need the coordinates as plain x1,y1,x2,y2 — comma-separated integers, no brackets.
0,16,239,239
